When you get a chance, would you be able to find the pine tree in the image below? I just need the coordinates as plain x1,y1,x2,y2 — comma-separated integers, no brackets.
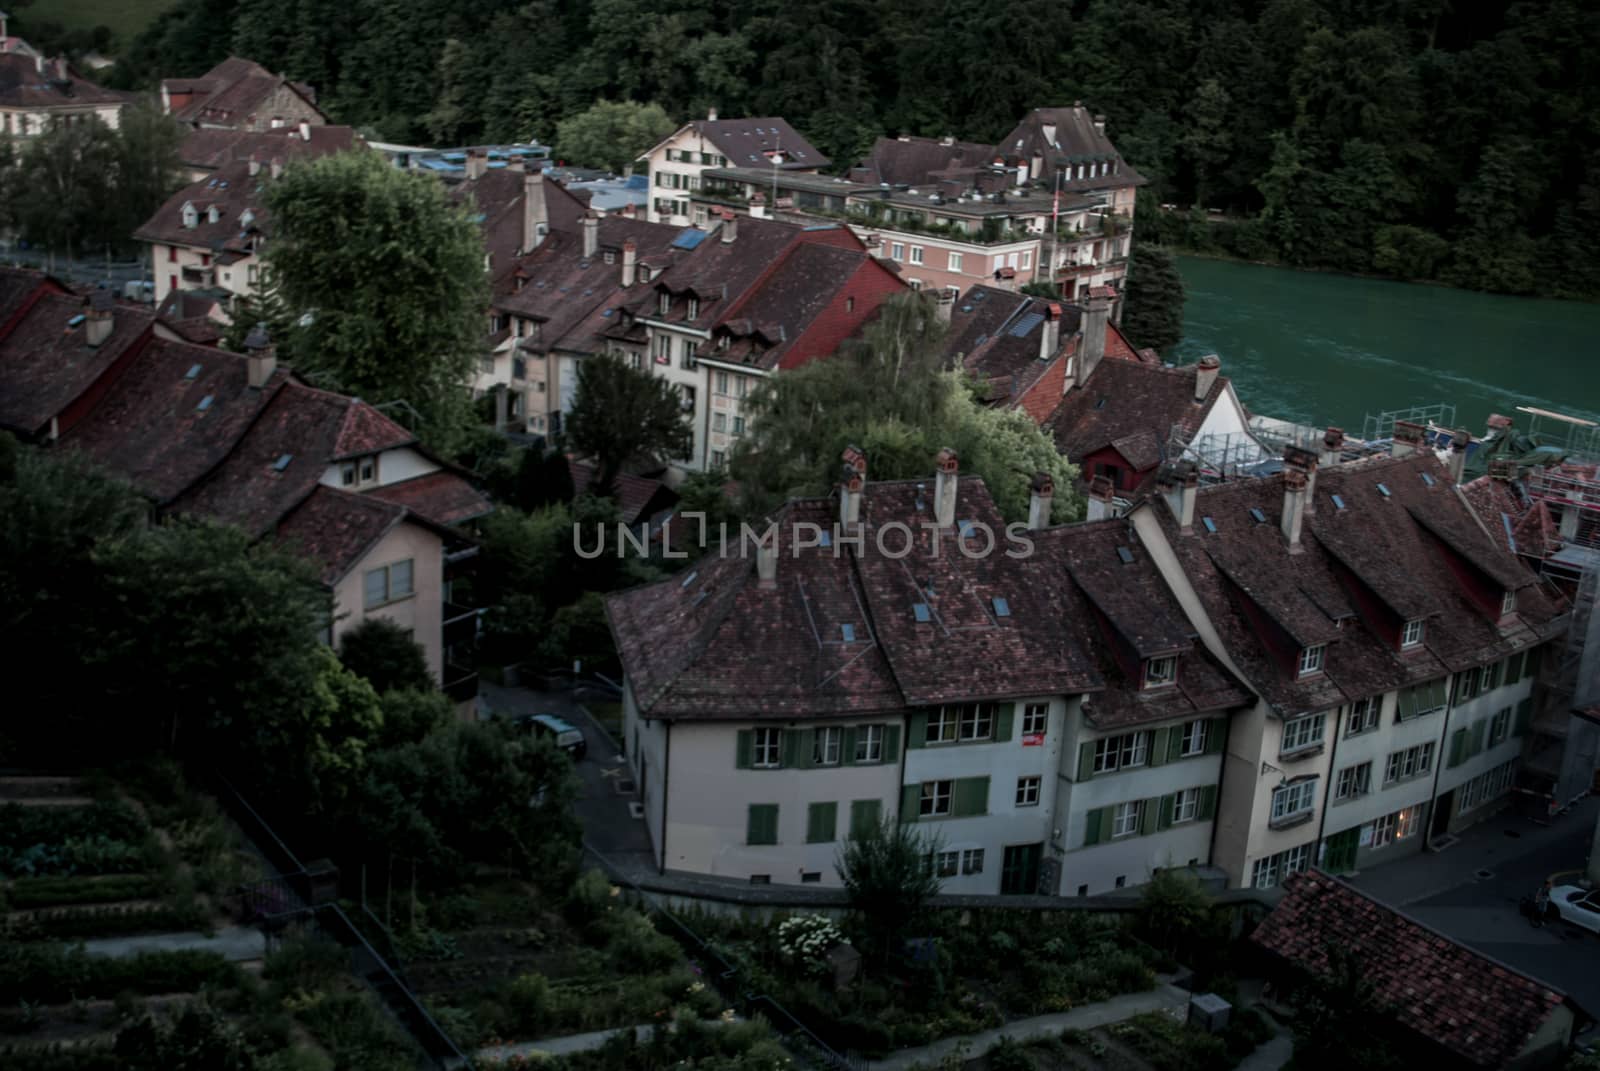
1120,244,1186,354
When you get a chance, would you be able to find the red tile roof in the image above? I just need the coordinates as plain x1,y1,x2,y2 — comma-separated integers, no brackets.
567,458,677,526
177,124,359,173
0,53,124,109
275,485,407,585
1251,870,1575,1069
852,135,997,188
366,471,492,527
1046,358,1230,483
0,291,153,436
945,286,1082,410
165,57,326,128
332,399,415,459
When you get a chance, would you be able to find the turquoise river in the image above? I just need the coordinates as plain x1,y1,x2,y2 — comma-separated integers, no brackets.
1172,256,1600,439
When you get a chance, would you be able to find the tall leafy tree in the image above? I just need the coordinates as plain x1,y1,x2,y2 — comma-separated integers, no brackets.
263,150,489,452
13,117,120,260
1121,243,1186,354
554,100,677,173
565,353,693,493
338,617,435,694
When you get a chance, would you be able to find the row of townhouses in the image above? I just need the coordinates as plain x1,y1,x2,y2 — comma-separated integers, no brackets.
0,267,488,710
606,440,1568,894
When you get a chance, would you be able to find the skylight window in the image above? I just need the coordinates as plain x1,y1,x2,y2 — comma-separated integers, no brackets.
1116,546,1135,564
1201,517,1218,533
272,454,292,472
184,363,203,380
819,530,832,547
196,395,214,411
680,570,698,588
992,597,1011,617
912,603,931,623
1376,483,1392,497
1331,494,1347,511
959,519,977,538
1420,472,1436,487
841,623,856,642
68,314,86,328
1249,507,1268,524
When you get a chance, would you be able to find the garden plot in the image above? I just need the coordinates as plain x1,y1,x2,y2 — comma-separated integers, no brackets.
973,1011,1278,1071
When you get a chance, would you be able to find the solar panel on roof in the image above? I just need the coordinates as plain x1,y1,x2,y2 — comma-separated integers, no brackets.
1201,516,1217,533
1009,312,1046,338
912,603,931,622
841,623,855,642
671,229,709,250
1249,507,1268,524
1116,546,1135,564
992,597,1011,617
1377,483,1392,497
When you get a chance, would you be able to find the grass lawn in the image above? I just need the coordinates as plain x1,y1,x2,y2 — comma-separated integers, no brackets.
36,0,182,46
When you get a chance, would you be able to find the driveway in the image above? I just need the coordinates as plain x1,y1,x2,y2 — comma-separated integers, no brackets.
1347,796,1600,1017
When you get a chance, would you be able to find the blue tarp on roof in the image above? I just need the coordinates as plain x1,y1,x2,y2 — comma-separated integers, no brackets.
671,229,710,250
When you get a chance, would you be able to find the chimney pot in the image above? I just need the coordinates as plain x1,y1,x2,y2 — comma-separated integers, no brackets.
1075,289,1112,389
269,156,285,179
1284,445,1319,514
1391,420,1424,458
464,149,487,181
298,120,312,142
934,447,959,528
248,154,261,176
756,529,777,589
1282,467,1308,550
83,294,114,347
707,107,718,121
839,446,866,527
582,212,599,260
621,239,637,288
524,168,548,251
1194,354,1221,403
1087,475,1116,521
1027,471,1054,530
1445,427,1471,484
244,324,276,388
1039,303,1061,360
719,209,737,244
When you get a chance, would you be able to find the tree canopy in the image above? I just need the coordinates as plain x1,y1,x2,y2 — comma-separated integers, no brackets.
262,150,489,453
555,100,677,174
1120,244,1186,354
565,352,693,493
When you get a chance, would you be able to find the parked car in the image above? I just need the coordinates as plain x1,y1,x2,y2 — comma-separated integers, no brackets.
1548,885,1600,933
514,713,586,760
122,280,155,303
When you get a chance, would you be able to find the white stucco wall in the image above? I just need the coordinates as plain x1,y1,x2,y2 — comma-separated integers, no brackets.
623,684,669,869
330,520,443,682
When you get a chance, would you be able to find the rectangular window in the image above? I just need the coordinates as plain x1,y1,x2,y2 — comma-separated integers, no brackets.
806,801,837,843
1457,759,1518,814
1502,590,1517,616
1021,703,1048,737
681,340,698,369
1180,719,1209,756
948,251,964,272
1384,741,1434,784
1111,800,1141,838
735,377,749,398
715,371,729,395
710,449,726,468
653,333,671,364
1172,787,1200,823
752,727,781,769
958,704,993,741
1298,644,1326,677
926,707,959,744
659,292,672,315
1281,712,1325,755
1396,806,1419,840
1093,731,1149,773
919,780,953,817
849,799,882,838
1015,776,1041,807
1021,250,1033,270
713,412,727,433
854,725,883,763
925,850,959,877
687,297,699,320
732,416,745,435
1270,779,1318,824
1396,678,1449,721
341,462,357,486
1489,707,1511,746
363,559,414,608
1144,656,1177,688
1334,761,1372,801
1345,697,1381,736
359,457,377,484
746,804,778,845
812,727,842,766
909,246,924,265
1401,619,1425,647
890,242,905,261
961,848,984,875
1250,844,1311,889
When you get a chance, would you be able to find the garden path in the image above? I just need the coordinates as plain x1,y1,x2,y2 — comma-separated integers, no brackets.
476,1019,736,1063
79,925,265,962
1233,1024,1292,1071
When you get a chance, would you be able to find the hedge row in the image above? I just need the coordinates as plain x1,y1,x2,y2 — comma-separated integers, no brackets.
18,902,208,940
0,1043,118,1071
0,945,240,1004
6,874,163,909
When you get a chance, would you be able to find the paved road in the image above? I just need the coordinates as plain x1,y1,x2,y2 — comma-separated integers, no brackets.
1348,796,1600,1017
81,926,266,962
2,246,147,289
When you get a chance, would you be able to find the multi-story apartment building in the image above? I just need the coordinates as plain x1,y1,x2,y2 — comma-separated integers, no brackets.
638,111,829,225
161,56,327,132
0,269,488,707
0,53,124,138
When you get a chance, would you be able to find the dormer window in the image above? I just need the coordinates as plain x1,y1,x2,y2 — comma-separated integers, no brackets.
181,202,197,228
207,205,221,224
1297,644,1326,678
341,455,380,488
659,292,671,315
1400,619,1424,649
1501,590,1517,617
687,297,699,319
1143,656,1177,689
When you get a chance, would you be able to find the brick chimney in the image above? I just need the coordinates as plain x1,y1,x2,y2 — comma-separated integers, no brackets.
1392,420,1424,458
1284,444,1318,515
1093,114,1107,136
244,323,276,389
298,120,312,143
756,526,777,589
1075,289,1111,388
1086,474,1115,521
524,168,548,251
839,445,866,528
1194,354,1220,403
248,154,261,177
582,212,599,260
1320,427,1345,469
1442,428,1469,484
269,156,285,179
933,447,959,528
1039,302,1062,361
464,149,487,181
1281,467,1308,552
718,208,737,244
1027,471,1054,530
621,239,637,288
84,290,114,348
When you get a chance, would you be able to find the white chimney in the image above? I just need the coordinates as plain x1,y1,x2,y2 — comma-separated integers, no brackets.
1320,427,1345,469
933,448,959,528
84,292,114,347
1158,464,1197,533
298,120,312,142
756,528,777,589
244,324,276,389
1093,114,1107,136
1086,475,1115,521
464,150,487,180
839,445,866,528
1039,302,1061,361
1392,420,1424,458
719,209,737,244
1194,354,1220,403
1027,471,1054,530
1284,445,1319,516
707,107,719,121
524,169,548,251
621,239,637,288
248,154,261,177
1075,289,1111,388
749,192,768,219
1282,467,1308,552
1042,123,1057,147
1446,428,1470,484
269,156,284,179
582,212,599,259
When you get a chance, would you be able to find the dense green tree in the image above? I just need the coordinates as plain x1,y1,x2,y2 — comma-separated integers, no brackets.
554,100,677,174
513,448,577,513
115,1003,255,1071
1290,945,1406,1071
338,617,435,694
1119,244,1186,355
263,151,489,453
565,353,693,494
12,117,121,260
112,98,185,240
836,816,943,965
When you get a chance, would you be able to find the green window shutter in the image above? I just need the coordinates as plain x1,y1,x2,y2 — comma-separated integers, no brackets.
1428,678,1449,711
1139,798,1158,836
900,783,922,822
806,802,837,843
1515,698,1533,735
882,724,901,763
994,703,1015,743
1205,719,1225,754
1077,742,1096,782
1469,719,1487,756
1149,727,1169,766
781,730,800,769
747,804,778,845
1448,728,1467,768
1157,793,1175,831
841,727,857,764
796,729,816,769
849,799,881,838
1504,653,1524,686
952,776,990,817
1396,687,1417,722
1083,807,1105,847
736,730,753,769
907,711,927,749
1197,785,1218,821
1169,726,1186,762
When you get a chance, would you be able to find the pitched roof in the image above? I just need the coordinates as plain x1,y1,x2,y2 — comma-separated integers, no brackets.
0,53,124,109
946,286,1081,409
451,168,591,284
1459,473,1563,559
710,241,866,371
0,291,152,436
1047,358,1228,479
567,458,677,527
996,106,1147,193
275,484,407,585
177,124,359,173
851,135,997,187
1251,870,1575,1069
365,470,492,527
666,117,829,170
165,57,325,128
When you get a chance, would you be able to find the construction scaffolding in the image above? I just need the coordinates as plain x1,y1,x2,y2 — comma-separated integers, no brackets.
1361,402,1458,443
1521,553,1600,808
1176,426,1270,483
1516,406,1600,464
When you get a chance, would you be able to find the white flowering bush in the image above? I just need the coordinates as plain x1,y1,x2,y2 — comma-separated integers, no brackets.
774,914,843,977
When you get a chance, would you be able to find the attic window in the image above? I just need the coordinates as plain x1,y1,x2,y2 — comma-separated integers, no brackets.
1376,483,1392,497
1297,644,1326,678
196,395,214,412
272,454,292,472
841,623,856,642
1201,516,1218,534
1249,507,1268,524
659,292,671,315
1143,656,1177,689
687,298,699,319
1116,546,1135,564
1401,619,1424,648
992,597,1011,617
1501,590,1517,617
680,570,699,588
604,251,615,264
184,363,203,380
68,314,86,328
1331,494,1347,511
818,530,832,548
1420,472,1436,487
912,602,931,623
958,519,978,539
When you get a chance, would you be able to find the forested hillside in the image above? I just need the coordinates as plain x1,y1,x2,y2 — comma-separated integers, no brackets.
80,0,1600,297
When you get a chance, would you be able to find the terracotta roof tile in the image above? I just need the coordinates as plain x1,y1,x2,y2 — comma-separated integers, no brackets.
365,471,491,527
0,291,152,436
0,53,124,109
1251,870,1573,1069
688,117,829,170
567,458,677,526
275,485,405,585
1047,358,1228,482
332,400,415,459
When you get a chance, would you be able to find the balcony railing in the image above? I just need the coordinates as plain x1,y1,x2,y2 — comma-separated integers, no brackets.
443,601,478,650
443,662,478,703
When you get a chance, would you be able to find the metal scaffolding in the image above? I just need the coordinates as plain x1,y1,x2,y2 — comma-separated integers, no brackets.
1360,402,1458,443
